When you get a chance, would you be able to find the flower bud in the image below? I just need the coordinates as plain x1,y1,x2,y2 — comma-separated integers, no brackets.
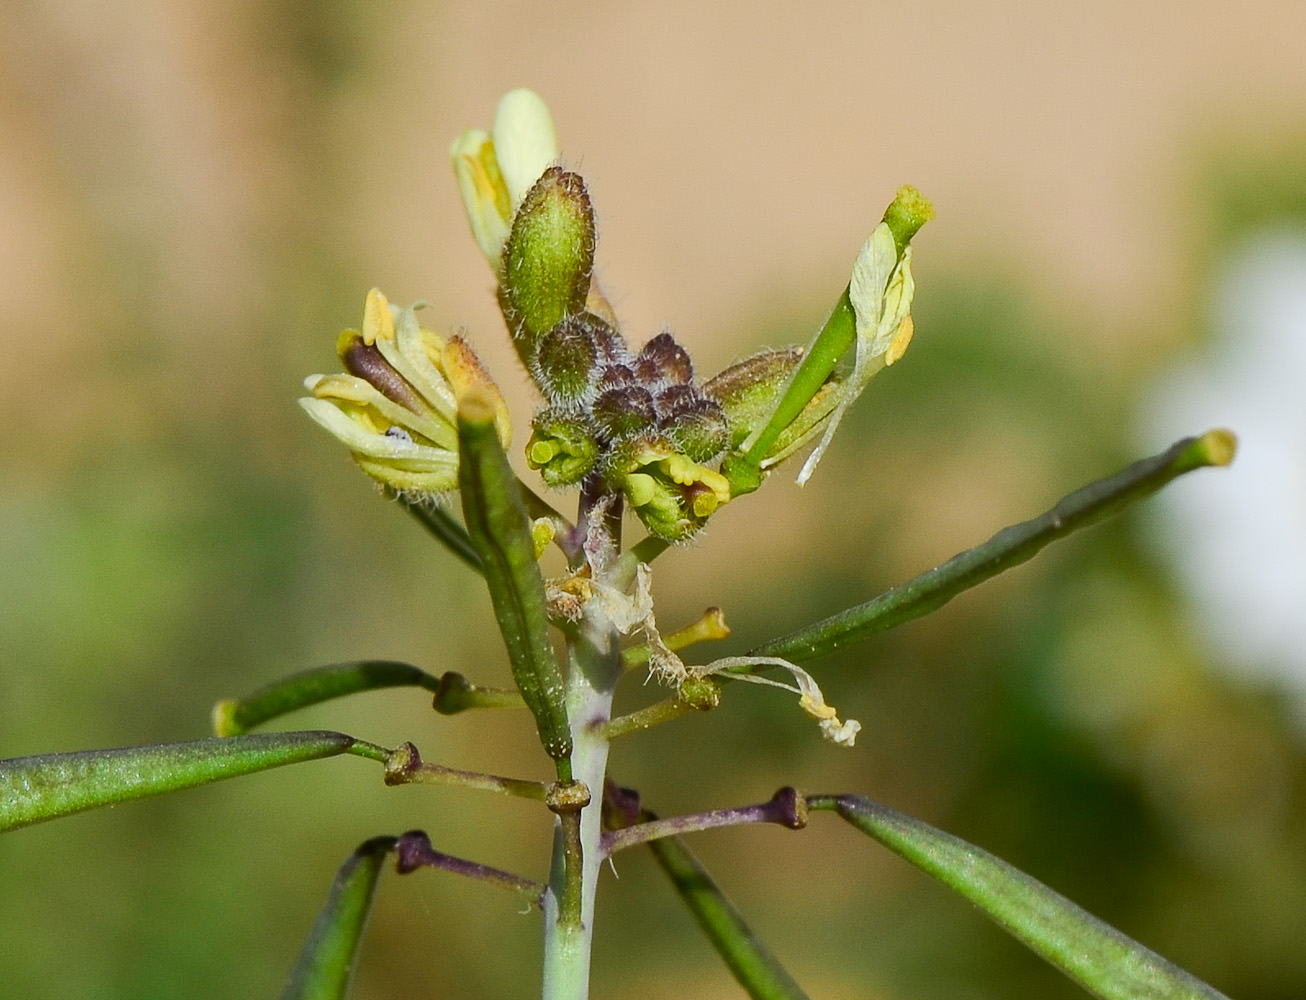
526,409,600,487
501,167,596,363
633,331,694,386
530,313,605,406
592,385,657,440
661,395,729,464
604,435,731,541
451,89,560,275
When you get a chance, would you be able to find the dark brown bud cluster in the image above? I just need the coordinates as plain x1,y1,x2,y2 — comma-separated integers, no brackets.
525,313,729,499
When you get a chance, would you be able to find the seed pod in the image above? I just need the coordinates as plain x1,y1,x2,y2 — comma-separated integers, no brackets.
458,391,572,766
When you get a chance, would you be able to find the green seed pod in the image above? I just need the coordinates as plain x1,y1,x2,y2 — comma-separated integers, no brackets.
526,408,600,487
501,167,596,364
458,391,572,767
704,345,843,464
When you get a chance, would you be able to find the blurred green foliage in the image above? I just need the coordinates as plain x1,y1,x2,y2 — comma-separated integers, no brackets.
3,6,1306,999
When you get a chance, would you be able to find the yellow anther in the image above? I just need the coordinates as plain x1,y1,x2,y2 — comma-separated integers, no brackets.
362,288,396,345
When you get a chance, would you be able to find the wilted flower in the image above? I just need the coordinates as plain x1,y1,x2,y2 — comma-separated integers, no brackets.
300,288,510,496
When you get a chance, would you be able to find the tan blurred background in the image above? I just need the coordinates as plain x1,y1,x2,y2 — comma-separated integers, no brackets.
3,2,1306,998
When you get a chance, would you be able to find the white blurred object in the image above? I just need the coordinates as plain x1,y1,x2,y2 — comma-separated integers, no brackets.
1142,231,1306,697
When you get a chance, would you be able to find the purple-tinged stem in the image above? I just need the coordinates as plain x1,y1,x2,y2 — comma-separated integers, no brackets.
395,830,544,905
601,787,807,857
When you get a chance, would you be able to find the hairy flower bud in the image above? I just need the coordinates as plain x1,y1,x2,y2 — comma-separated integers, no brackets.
592,385,657,440
662,396,729,463
501,167,596,364
633,331,694,386
526,409,600,487
531,315,603,405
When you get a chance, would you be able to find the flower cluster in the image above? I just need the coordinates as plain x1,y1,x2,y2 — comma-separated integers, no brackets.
299,88,931,746
526,313,733,540
307,89,928,546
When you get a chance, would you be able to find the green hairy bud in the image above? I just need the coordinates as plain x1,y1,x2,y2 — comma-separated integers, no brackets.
501,167,596,363
527,409,600,487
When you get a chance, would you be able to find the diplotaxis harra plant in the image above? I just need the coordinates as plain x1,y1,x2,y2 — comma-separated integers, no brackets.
1,89,1238,1000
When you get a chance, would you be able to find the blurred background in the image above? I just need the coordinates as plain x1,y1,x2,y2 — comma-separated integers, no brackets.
2,2,1305,997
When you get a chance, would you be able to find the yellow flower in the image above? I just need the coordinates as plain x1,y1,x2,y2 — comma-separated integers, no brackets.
451,89,560,275
301,289,510,495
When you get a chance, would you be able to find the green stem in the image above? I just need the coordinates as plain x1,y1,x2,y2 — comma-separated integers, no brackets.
541,614,622,999
382,742,548,800
392,490,484,573
597,697,695,740
752,431,1236,663
742,288,855,470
